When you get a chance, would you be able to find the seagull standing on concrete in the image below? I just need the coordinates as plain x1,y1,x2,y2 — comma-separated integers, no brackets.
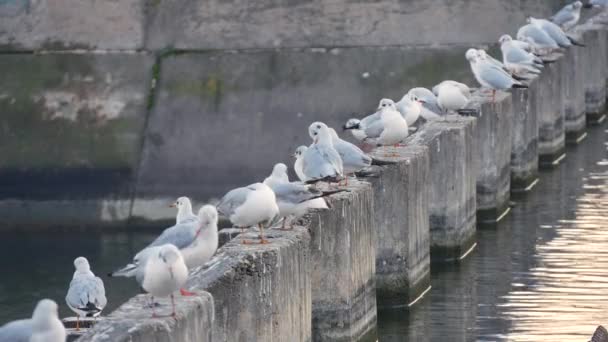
170,196,198,224
263,163,329,228
141,244,188,317
529,17,576,48
300,122,344,182
66,257,107,330
344,99,409,152
293,145,309,182
309,123,371,177
217,183,279,244
517,23,561,55
110,205,219,295
0,299,66,342
396,92,424,126
433,81,472,113
551,1,583,30
466,48,528,102
499,34,544,76
407,87,444,121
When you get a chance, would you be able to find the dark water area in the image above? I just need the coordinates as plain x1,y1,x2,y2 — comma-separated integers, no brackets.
379,124,608,341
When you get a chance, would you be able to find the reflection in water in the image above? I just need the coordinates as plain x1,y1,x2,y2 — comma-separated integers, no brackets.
379,125,607,341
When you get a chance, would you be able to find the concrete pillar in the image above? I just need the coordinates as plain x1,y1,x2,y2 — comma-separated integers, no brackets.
581,21,608,124
470,91,512,224
537,53,566,167
407,117,477,262
510,80,539,192
307,181,377,341
77,292,215,342
367,145,431,308
562,45,588,144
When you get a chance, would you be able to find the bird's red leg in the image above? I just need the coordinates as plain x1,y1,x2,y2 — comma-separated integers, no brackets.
76,316,80,331
171,294,176,317
258,223,269,244
240,226,250,244
180,288,196,296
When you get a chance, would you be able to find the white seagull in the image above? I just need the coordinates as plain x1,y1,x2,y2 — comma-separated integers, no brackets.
217,182,279,244
300,122,344,182
141,244,188,317
170,196,198,224
309,123,371,177
0,299,66,342
65,257,107,330
466,48,528,101
551,1,582,30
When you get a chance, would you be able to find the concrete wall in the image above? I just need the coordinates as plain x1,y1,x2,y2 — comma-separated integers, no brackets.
368,145,431,307
562,40,587,143
407,117,477,261
537,53,566,167
510,80,539,191
579,19,608,124
470,91,513,224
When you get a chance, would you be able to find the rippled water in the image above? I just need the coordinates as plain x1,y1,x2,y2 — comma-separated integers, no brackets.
379,124,608,341
0,125,606,342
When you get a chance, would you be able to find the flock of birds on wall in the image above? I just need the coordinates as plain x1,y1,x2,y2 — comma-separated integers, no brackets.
0,1,603,341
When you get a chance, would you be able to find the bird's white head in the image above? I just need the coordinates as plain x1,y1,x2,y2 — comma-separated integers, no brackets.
271,163,288,177
308,121,332,144
573,1,582,9
477,49,488,59
170,196,192,211
158,244,182,266
377,98,396,111
32,299,59,321
197,205,218,227
498,34,512,44
73,256,90,272
465,48,478,62
293,145,308,159
343,118,361,130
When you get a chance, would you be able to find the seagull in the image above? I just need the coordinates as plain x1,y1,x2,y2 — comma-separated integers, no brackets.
586,0,608,8
528,17,575,48
517,23,560,55
263,163,330,228
170,196,198,224
433,81,472,113
466,48,528,102
65,257,107,330
300,122,344,182
309,122,371,177
0,299,66,342
344,99,409,153
551,1,582,30
293,146,309,182
499,34,544,76
406,87,444,121
395,92,424,126
141,244,188,317
217,182,279,244
110,205,219,295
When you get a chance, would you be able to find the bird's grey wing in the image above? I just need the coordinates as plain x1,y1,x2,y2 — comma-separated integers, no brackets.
337,140,372,167
67,275,107,311
302,147,338,179
320,145,343,174
272,183,320,204
360,112,380,127
216,187,250,217
363,118,385,138
147,221,198,250
551,9,574,25
0,319,31,342
478,64,514,89
528,26,558,46
506,46,534,64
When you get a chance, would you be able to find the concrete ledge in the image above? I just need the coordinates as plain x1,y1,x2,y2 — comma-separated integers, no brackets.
305,180,377,341
367,145,431,307
537,52,566,167
470,91,512,224
562,42,587,145
510,81,539,192
579,20,608,124
408,116,477,262
77,292,214,342
188,226,312,342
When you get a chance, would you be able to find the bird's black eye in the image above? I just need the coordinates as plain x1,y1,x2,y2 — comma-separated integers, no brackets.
313,132,318,135
316,125,321,129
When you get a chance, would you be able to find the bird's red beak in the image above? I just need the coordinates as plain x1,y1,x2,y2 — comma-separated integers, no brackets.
169,203,176,208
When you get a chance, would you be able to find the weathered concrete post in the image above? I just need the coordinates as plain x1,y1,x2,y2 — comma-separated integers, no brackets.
510,80,539,192
306,181,377,341
407,117,477,262
367,145,431,308
562,43,588,144
470,91,513,224
580,20,608,124
537,53,566,167
77,292,215,342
